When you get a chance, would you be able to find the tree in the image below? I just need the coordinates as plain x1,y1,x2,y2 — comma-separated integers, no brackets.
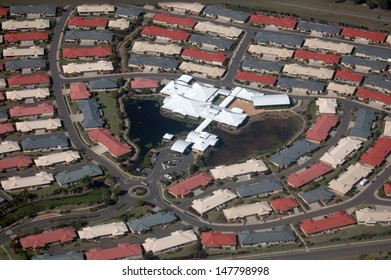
135,199,144,207
353,0,366,4
377,0,391,9
189,164,199,175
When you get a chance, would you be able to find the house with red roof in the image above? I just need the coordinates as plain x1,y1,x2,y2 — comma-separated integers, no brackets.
4,32,49,44
181,48,227,66
168,172,213,198
201,231,237,250
0,93,5,102
0,123,15,136
62,46,112,60
287,162,334,188
85,243,142,260
0,7,9,18
300,211,356,236
9,103,54,118
294,50,341,65
68,17,108,30
384,183,391,198
7,74,50,88
20,228,77,250
0,156,33,172
360,137,391,168
0,63,4,72
69,83,91,101
141,26,190,42
153,13,197,29
269,197,299,213
306,114,339,144
341,28,387,43
334,69,364,86
235,72,277,87
249,14,297,30
356,88,391,105
131,78,159,92
88,128,132,158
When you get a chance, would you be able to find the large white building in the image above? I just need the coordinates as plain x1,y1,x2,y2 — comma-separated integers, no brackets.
15,118,62,132
142,230,198,255
2,19,50,31
320,137,362,167
194,21,243,39
131,41,182,56
210,159,268,180
303,38,354,54
6,88,50,101
62,61,114,75
283,64,334,80
355,207,391,226
158,2,205,14
191,189,238,215
78,222,129,240
1,171,54,192
248,44,294,60
77,4,115,15
34,151,81,167
3,46,44,59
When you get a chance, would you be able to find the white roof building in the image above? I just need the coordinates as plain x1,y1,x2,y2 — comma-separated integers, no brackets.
316,98,337,114
248,44,294,59
191,189,238,215
131,41,182,56
356,207,391,226
2,19,50,31
1,171,54,192
158,2,205,14
185,131,219,152
6,88,50,101
77,4,115,15
78,222,129,240
328,163,372,195
108,19,130,30
230,87,264,102
303,38,354,54
283,64,334,80
384,119,391,137
320,137,362,168
62,61,114,75
3,46,44,58
327,82,356,96
194,21,243,39
15,118,62,132
210,159,268,180
34,151,81,167
142,230,198,254
252,94,290,107
179,62,226,79
0,141,20,155
223,201,272,220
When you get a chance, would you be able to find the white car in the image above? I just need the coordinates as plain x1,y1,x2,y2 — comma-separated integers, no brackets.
164,174,172,180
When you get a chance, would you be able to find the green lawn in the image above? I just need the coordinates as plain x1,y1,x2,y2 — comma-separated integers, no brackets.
96,92,121,136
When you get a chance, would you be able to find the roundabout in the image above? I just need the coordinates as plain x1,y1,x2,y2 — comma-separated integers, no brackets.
128,185,151,199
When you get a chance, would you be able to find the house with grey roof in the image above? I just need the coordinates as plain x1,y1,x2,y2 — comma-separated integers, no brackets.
0,79,6,89
277,78,326,94
188,34,234,51
10,5,57,17
78,99,104,129
0,109,8,122
32,252,84,260
5,59,47,72
21,134,68,151
55,164,103,186
354,45,391,62
127,212,177,234
341,56,388,73
238,227,296,247
254,32,304,49
202,6,249,23
350,109,376,140
88,79,118,91
128,55,179,71
64,30,114,44
115,7,142,19
271,139,318,169
296,22,341,36
298,187,334,205
236,179,284,198
0,196,5,205
242,57,283,74
364,76,391,93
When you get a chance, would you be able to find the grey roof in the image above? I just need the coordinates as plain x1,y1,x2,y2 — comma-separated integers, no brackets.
188,34,234,50
5,59,47,71
88,79,118,91
350,109,376,139
115,7,142,18
10,5,57,15
341,56,388,72
277,78,326,93
128,54,179,70
32,252,84,260
202,6,249,22
364,76,391,92
55,164,103,186
299,187,334,204
236,179,283,198
64,30,114,42
78,99,104,129
354,45,391,61
242,57,283,73
127,211,177,233
254,31,304,48
0,196,5,204
21,134,69,151
296,22,341,35
238,227,296,246
0,109,8,119
271,139,318,168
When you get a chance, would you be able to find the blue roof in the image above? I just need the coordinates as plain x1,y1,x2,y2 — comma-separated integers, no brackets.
88,79,118,90
78,99,104,129
115,7,142,18
236,179,284,198
128,54,179,70
10,5,57,15
341,56,388,72
55,164,103,186
354,45,391,61
350,109,376,139
64,30,114,42
254,31,304,48
296,22,341,35
271,139,318,168
127,212,177,233
21,134,69,151
0,109,8,119
364,76,391,92
188,34,234,50
242,57,283,73
277,78,326,93
32,252,84,260
238,227,296,245
203,6,249,22
299,187,334,204
5,59,47,71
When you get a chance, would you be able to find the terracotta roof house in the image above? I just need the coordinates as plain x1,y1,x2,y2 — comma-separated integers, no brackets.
384,184,391,197
153,13,196,29
4,32,48,43
141,26,190,42
7,74,50,88
341,28,387,43
287,162,334,188
9,103,54,118
356,88,391,105
334,69,364,86
249,14,297,29
62,46,112,60
68,17,107,29
306,114,339,144
201,231,237,250
69,83,91,101
269,197,299,213
300,211,356,236
0,156,32,172
0,7,8,17
0,123,15,136
181,48,227,66
168,172,213,198
85,243,142,260
131,78,159,92
20,228,77,250
235,72,277,87
360,137,391,168
88,128,132,158
294,49,341,65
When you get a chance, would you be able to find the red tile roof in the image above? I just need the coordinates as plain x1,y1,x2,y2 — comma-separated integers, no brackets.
9,103,54,118
4,32,49,43
294,50,341,65
249,14,297,29
306,114,339,143
168,172,213,197
21,228,77,250
269,197,299,212
341,28,387,43
0,93,5,101
201,231,237,248
85,243,142,260
384,183,391,196
141,26,190,41
88,128,132,158
287,162,334,188
360,137,391,168
7,74,50,87
0,156,33,171
335,69,364,84
181,48,227,64
62,46,112,59
68,17,108,28
0,63,4,71
235,71,277,86
300,212,356,236
153,13,197,28
0,123,15,136
0,7,9,17
131,78,159,89
356,88,391,105
69,83,91,100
